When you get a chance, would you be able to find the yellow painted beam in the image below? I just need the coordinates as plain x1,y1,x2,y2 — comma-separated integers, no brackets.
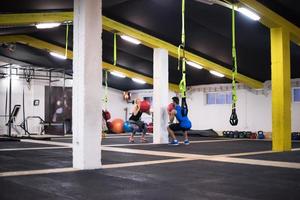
0,12,73,25
239,0,300,45
271,27,291,152
0,35,179,92
102,16,263,89
103,62,179,92
0,12,263,89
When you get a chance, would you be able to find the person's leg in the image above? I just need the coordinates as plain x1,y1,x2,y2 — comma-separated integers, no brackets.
141,123,148,142
168,124,180,145
129,123,138,143
183,130,188,140
183,129,190,145
167,126,177,140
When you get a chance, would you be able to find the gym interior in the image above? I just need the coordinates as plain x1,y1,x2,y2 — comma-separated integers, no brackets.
0,0,300,199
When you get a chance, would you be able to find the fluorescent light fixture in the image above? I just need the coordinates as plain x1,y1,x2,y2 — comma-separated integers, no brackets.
49,52,67,60
132,78,146,84
120,35,141,45
11,74,19,79
36,22,61,29
12,64,21,68
186,60,203,69
194,0,215,5
110,71,126,78
209,70,225,77
237,7,260,21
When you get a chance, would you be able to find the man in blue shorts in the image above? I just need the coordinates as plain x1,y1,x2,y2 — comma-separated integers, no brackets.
167,96,192,145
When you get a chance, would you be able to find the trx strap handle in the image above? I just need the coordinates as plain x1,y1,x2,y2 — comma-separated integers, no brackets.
230,4,238,126
178,0,188,117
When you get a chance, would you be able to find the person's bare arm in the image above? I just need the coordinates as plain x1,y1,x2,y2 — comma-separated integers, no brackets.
169,110,176,123
132,104,140,116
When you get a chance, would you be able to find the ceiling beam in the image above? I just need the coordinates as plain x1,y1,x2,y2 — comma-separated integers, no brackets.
0,12,263,88
0,12,73,26
105,16,263,88
239,0,300,45
0,35,179,92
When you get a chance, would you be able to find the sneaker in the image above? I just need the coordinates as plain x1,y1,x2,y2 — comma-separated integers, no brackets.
169,139,179,146
129,137,134,143
184,139,190,145
140,138,148,143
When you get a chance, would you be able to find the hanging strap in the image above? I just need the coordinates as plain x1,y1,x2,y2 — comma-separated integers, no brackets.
113,32,117,66
65,23,69,58
22,86,27,132
5,87,8,121
230,4,238,126
181,0,185,46
103,33,117,109
178,0,188,117
103,70,108,110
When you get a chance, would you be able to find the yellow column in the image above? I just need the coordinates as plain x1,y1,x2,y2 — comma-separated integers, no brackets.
271,27,291,152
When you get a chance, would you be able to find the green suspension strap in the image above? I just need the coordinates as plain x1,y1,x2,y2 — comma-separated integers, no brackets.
113,32,117,66
178,0,188,117
65,23,69,58
103,33,117,110
230,4,238,126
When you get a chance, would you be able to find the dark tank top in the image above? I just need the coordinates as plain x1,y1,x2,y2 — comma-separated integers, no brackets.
129,111,142,121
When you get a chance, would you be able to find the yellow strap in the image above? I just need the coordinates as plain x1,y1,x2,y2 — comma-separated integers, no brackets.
65,23,69,58
178,0,186,98
181,0,185,45
232,4,238,105
113,33,117,66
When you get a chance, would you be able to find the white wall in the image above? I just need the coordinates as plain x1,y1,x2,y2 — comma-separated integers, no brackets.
1,74,299,134
0,75,126,135
129,85,300,133
187,89,273,132
103,87,127,120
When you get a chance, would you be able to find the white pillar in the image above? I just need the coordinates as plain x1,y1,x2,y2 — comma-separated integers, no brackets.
72,0,102,169
153,48,169,144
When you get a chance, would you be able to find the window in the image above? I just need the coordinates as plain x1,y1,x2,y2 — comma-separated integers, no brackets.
216,93,226,104
294,88,300,102
207,93,216,104
206,92,232,105
226,93,232,104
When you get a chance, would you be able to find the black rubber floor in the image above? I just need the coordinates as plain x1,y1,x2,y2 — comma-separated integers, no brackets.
1,159,299,200
117,140,300,155
0,149,72,172
0,146,173,172
50,135,222,145
0,141,59,149
237,150,300,163
1,138,300,200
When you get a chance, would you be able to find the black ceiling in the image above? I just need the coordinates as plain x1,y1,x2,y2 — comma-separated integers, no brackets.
257,0,300,27
0,0,299,91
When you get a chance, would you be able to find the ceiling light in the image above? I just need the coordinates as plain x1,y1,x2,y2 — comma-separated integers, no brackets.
120,35,141,45
12,64,21,68
110,71,126,78
36,22,61,29
209,70,225,77
132,78,146,84
11,74,19,79
194,0,215,5
186,60,203,69
49,52,67,60
237,7,260,21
